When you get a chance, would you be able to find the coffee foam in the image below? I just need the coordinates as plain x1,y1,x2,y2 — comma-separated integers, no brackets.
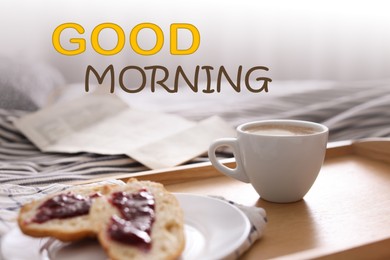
244,124,317,136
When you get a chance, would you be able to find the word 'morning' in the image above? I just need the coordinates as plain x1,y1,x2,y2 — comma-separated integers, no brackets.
85,65,272,93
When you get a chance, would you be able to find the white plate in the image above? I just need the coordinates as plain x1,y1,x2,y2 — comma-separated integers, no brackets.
1,194,250,260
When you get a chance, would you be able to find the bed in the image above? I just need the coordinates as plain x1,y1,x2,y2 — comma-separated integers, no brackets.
1,60,390,260
1,79,390,185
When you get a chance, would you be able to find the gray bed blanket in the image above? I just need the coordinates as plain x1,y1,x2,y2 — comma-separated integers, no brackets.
1,81,389,185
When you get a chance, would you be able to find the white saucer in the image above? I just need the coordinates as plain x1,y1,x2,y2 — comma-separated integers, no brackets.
1,194,251,260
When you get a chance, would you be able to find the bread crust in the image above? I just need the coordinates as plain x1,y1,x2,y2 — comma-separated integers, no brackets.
17,179,185,259
91,179,185,260
17,185,112,242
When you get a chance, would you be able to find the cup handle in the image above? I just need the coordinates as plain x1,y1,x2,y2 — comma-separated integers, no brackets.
208,138,250,183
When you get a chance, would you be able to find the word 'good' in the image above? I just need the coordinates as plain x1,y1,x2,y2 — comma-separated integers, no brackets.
53,23,200,56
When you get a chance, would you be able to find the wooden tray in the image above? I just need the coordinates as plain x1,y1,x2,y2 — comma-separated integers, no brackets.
77,138,390,259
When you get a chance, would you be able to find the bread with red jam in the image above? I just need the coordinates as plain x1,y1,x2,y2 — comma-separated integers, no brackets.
17,185,112,242
90,179,185,260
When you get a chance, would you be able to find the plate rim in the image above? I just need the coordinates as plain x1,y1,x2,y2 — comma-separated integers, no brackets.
174,193,251,260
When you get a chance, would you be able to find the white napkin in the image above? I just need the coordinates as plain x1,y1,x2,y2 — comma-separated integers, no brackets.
211,196,267,259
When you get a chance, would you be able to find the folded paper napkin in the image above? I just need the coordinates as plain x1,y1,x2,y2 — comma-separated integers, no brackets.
212,196,267,260
0,181,267,260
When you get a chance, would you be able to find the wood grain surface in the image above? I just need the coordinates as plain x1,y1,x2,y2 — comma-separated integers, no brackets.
74,139,390,259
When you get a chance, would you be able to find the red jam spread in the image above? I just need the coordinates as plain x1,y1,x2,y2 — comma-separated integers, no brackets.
32,192,101,223
108,189,155,250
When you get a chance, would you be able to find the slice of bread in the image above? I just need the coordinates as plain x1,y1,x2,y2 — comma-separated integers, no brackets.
18,185,113,242
90,179,185,260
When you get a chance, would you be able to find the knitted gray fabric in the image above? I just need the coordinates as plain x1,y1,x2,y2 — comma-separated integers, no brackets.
0,56,65,111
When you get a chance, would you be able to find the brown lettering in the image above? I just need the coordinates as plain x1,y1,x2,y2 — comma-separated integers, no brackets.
217,66,242,93
85,65,115,93
245,66,272,93
119,66,146,93
144,66,173,93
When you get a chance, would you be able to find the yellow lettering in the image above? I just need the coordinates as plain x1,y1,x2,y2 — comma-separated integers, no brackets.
130,23,164,55
170,23,200,55
91,23,125,55
52,23,85,55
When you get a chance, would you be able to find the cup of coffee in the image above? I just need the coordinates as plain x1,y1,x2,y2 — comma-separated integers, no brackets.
208,120,328,203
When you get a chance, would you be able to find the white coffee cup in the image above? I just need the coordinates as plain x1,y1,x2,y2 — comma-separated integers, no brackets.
208,120,328,203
